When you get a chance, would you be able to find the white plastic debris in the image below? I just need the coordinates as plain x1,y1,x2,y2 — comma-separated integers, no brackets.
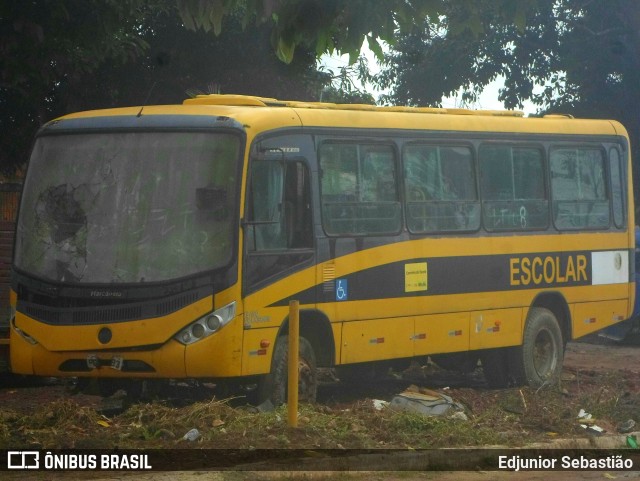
183,428,201,442
372,399,389,411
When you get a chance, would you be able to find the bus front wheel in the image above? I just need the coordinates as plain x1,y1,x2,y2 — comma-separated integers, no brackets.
513,307,564,388
256,335,318,406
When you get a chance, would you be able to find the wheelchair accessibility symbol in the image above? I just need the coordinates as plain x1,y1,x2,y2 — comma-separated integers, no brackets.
336,279,348,301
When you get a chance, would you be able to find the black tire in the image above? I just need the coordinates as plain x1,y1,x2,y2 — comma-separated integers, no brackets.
512,307,564,388
432,352,479,373
256,335,317,406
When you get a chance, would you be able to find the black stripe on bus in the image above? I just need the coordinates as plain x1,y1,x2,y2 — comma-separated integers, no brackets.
268,250,618,307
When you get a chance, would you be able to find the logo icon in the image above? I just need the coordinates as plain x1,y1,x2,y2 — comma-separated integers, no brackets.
7,451,39,469
336,279,348,301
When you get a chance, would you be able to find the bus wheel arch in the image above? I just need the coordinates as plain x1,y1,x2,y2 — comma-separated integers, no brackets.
481,293,570,389
277,309,335,368
529,291,572,346
255,309,334,406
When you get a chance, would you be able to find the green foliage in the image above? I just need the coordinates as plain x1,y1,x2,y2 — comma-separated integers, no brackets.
0,0,166,176
0,1,326,176
174,0,549,64
376,0,640,197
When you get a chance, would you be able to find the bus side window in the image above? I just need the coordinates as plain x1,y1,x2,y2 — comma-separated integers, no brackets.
246,160,286,250
246,160,313,251
403,144,479,233
550,147,609,230
284,162,313,248
319,142,401,236
479,145,547,231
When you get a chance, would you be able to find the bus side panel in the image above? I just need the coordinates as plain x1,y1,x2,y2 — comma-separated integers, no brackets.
469,308,523,350
241,326,278,376
341,317,414,364
413,312,469,356
572,299,628,339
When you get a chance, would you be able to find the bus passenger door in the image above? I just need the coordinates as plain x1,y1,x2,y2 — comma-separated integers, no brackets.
242,158,315,375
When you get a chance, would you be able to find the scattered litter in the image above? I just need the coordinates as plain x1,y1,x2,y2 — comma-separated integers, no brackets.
617,419,636,434
577,409,604,434
372,399,389,411
582,424,604,435
577,408,589,419
577,408,594,424
212,419,225,427
449,411,468,421
182,428,200,442
389,385,465,417
626,435,638,449
256,399,275,413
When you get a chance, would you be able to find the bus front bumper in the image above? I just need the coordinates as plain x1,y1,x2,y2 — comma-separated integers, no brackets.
9,318,245,379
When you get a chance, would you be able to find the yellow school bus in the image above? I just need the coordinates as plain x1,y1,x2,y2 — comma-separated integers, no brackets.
9,95,634,401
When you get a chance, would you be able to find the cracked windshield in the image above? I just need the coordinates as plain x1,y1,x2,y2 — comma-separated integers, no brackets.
15,131,239,283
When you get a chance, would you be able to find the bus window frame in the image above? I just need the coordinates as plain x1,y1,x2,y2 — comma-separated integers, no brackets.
401,140,481,235
478,142,549,233
549,144,611,232
318,139,403,238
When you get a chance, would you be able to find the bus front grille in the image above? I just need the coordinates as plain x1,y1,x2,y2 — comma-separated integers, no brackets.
17,287,210,326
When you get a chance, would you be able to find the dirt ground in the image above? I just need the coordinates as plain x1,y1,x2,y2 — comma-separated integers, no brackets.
2,337,640,480
564,338,640,374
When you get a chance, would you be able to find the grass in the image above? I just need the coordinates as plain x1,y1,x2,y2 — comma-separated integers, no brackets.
0,365,636,451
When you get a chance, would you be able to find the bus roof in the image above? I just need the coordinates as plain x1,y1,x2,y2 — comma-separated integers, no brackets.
56,94,627,139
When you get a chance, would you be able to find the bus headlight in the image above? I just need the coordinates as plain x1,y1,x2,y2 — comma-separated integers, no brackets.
175,301,236,345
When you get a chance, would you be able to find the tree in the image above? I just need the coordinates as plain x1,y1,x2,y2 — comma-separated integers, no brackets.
377,0,640,198
0,0,163,176
0,1,324,176
175,0,543,63
0,0,548,176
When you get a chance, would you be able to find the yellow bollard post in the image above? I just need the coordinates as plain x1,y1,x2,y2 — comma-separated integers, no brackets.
287,300,299,428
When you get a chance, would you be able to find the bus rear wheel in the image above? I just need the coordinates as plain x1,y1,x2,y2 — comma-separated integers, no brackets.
513,307,564,388
256,335,317,406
